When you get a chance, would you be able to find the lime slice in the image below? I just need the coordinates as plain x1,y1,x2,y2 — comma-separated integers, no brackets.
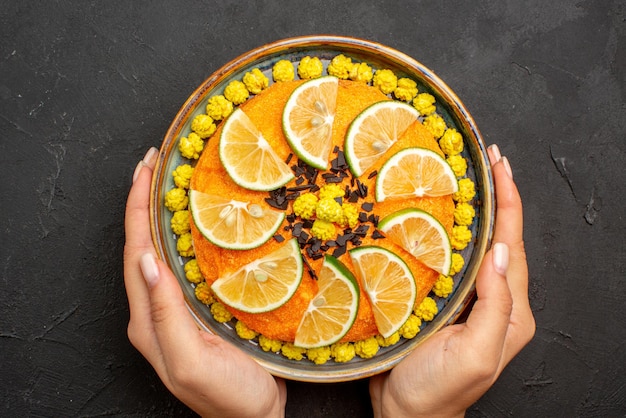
294,255,360,348
375,147,458,202
349,246,416,338
282,76,338,169
379,208,453,275
211,238,303,313
219,107,294,191
189,189,284,250
344,101,418,177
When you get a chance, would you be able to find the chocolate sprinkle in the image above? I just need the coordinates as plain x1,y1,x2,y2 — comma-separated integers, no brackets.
273,234,285,243
302,256,317,280
358,212,368,223
361,202,374,212
336,233,354,247
310,238,322,253
368,170,378,179
292,222,303,237
354,224,370,236
372,229,385,239
325,176,344,183
332,245,347,258
356,180,368,198
298,231,310,247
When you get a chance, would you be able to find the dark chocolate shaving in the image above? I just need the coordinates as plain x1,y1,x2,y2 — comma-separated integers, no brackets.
332,245,347,258
372,230,385,239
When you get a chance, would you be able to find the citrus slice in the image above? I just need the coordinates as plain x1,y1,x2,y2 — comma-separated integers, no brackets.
219,107,294,191
189,189,284,250
344,101,419,177
349,246,416,338
375,147,459,202
379,208,453,275
282,76,338,169
210,238,303,313
294,255,360,348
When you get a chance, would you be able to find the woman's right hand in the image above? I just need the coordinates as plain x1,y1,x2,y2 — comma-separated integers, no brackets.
369,144,535,418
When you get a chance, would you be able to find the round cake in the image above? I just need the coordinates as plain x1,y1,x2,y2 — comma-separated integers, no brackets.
163,54,476,364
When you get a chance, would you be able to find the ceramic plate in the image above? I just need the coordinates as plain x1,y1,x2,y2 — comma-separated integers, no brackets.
150,35,494,382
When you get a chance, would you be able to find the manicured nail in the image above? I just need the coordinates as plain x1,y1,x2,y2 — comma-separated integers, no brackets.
140,253,160,288
132,160,146,183
143,147,159,166
488,144,502,165
502,156,513,179
492,242,509,276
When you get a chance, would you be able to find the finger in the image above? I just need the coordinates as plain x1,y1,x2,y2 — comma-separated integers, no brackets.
124,148,159,312
125,147,159,252
488,146,528,304
463,243,513,359
139,252,208,375
491,159,523,246
487,145,535,366
123,148,161,355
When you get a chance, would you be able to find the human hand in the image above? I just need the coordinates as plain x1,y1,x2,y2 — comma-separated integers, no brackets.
123,148,286,418
369,144,535,418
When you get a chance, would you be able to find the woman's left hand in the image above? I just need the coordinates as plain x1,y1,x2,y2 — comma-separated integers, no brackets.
123,147,287,418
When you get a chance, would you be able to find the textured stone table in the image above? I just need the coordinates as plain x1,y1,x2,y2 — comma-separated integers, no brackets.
1,1,624,416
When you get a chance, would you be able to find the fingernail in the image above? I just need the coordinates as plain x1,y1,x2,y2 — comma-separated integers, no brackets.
143,147,159,166
488,144,502,165
140,253,160,288
492,242,509,275
132,160,146,183
502,156,513,179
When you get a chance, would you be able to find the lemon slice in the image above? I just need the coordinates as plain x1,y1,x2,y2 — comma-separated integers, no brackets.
375,147,459,202
294,255,360,348
189,189,284,250
379,208,453,275
219,107,294,191
349,246,416,338
344,101,419,177
282,76,338,169
210,238,303,313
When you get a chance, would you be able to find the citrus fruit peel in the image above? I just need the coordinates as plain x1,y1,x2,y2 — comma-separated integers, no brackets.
349,245,417,338
294,255,360,348
210,238,303,313
282,76,338,169
219,107,294,191
375,147,459,202
379,208,453,275
344,101,419,177
189,189,284,250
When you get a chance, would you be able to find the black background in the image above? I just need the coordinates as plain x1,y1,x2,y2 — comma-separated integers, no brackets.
2,1,625,416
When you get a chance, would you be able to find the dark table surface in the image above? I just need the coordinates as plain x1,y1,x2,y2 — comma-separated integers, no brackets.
2,1,625,417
